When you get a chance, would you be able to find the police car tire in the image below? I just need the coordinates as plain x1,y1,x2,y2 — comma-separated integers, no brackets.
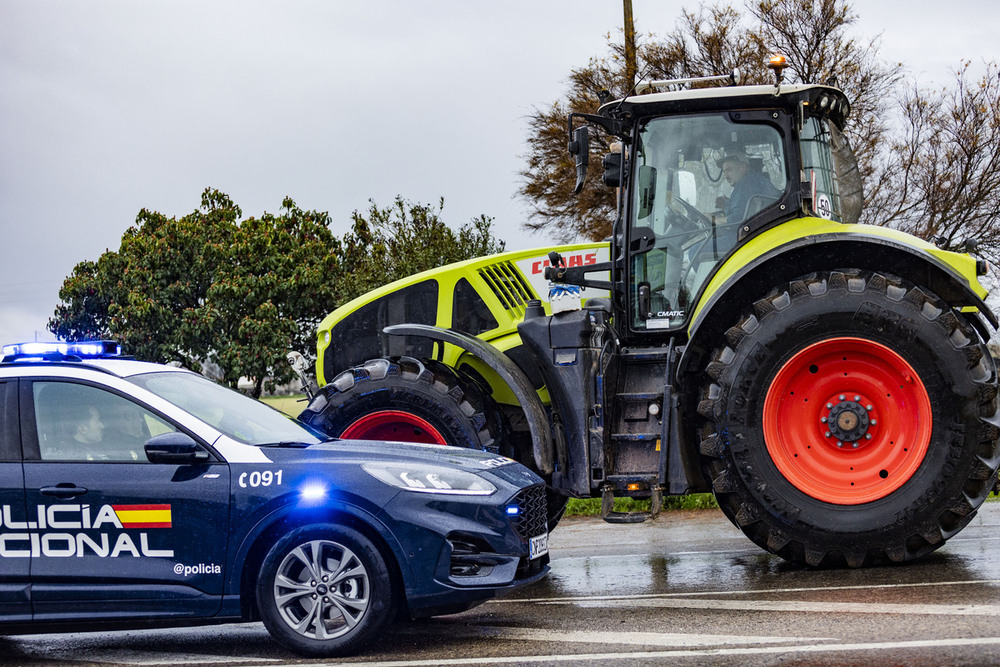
257,524,394,657
696,270,1000,568
300,356,503,453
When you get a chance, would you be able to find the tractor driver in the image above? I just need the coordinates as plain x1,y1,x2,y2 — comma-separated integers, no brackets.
715,153,781,224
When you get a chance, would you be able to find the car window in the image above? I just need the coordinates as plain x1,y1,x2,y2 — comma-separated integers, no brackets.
32,381,177,462
127,370,324,446
0,380,15,461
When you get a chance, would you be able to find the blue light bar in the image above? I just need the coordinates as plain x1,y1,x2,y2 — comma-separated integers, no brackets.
1,340,121,362
506,505,521,516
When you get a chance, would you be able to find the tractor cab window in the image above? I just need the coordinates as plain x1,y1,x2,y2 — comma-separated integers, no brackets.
800,116,863,223
628,114,789,331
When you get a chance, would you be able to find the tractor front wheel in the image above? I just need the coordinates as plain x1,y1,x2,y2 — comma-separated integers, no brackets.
698,271,1000,567
300,356,503,453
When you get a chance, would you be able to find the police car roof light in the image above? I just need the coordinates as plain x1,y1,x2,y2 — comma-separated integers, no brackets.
1,340,121,362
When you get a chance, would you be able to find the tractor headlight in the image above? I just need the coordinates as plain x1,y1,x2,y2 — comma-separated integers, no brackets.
362,463,496,496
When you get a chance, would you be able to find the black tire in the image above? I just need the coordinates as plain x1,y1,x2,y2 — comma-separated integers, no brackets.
300,356,503,453
257,524,394,657
697,270,1000,567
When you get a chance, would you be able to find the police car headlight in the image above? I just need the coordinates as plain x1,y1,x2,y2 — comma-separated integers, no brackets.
362,463,496,496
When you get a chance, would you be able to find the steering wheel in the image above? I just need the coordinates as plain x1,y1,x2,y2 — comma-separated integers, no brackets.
675,197,711,228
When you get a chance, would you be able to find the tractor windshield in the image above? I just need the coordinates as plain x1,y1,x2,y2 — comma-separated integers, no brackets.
628,114,789,331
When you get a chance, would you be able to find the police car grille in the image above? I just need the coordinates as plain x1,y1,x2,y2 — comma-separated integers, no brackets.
509,484,547,540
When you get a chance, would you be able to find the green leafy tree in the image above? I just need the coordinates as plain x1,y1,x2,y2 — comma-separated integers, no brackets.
50,190,504,397
338,196,505,300
113,189,240,364
180,198,344,397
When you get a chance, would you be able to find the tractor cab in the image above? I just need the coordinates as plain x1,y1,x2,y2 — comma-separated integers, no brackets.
563,77,862,337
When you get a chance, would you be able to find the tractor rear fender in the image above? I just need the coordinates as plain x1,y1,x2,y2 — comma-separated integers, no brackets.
382,323,554,474
674,224,996,492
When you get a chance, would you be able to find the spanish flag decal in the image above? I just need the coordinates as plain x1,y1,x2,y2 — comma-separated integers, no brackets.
112,504,172,529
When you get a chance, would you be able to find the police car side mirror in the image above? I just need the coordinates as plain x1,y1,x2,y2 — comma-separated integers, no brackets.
145,432,210,465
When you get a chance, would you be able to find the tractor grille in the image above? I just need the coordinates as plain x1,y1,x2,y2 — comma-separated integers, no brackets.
478,262,536,318
508,484,548,541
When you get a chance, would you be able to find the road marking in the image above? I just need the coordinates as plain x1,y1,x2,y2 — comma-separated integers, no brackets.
397,626,833,647
496,577,1000,604
321,636,1000,666
568,597,1000,616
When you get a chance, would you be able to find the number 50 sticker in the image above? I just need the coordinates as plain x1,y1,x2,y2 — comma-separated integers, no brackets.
239,470,283,488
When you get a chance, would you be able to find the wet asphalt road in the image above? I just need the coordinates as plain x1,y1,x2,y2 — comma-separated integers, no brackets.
3,502,1000,666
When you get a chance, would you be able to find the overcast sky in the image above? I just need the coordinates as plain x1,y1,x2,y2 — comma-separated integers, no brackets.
2,0,998,347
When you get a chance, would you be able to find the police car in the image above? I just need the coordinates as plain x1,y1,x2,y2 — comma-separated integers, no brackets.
0,341,549,657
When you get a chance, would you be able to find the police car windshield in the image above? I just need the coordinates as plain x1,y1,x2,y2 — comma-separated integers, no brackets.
126,371,323,446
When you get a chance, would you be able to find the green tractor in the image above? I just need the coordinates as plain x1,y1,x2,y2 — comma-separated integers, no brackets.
298,65,1000,568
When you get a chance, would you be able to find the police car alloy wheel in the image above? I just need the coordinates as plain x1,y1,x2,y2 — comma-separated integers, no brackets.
257,524,393,656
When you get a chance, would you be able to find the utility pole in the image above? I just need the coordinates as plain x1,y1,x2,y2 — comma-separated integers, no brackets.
623,0,637,92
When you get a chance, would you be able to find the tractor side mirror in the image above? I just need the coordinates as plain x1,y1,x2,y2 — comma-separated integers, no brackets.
569,126,590,194
603,152,624,188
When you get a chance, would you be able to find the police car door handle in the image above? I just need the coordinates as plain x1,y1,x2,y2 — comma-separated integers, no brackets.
39,484,88,498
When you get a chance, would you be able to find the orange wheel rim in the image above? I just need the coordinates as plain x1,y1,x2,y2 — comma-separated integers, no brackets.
762,337,932,505
340,410,447,444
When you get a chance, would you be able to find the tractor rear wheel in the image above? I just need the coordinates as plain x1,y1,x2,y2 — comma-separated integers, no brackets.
697,270,1000,567
300,356,503,453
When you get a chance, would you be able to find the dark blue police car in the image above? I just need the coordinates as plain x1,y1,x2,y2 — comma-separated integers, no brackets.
0,342,549,656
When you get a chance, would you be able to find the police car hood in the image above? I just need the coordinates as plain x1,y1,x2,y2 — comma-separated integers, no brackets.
293,439,540,485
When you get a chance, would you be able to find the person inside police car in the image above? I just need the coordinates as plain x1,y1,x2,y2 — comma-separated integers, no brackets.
39,388,140,461
56,400,108,460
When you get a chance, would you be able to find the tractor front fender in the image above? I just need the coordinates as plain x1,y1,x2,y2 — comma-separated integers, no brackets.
383,324,554,474
684,226,996,380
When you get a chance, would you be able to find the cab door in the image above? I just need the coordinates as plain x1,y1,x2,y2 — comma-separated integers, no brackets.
21,379,231,622
0,378,30,622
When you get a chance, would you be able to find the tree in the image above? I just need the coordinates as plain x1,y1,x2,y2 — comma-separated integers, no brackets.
337,196,506,300
50,190,504,397
863,62,1000,264
519,0,901,242
179,197,344,397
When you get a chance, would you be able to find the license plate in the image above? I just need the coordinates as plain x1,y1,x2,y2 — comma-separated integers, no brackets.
529,532,549,559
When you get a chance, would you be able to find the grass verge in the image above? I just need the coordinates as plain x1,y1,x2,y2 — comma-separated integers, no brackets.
565,493,718,516
261,393,308,416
